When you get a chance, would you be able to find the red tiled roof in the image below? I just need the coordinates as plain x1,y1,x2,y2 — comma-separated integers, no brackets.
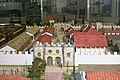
69,30,80,38
88,28,97,32
104,30,120,33
0,75,30,80
86,71,120,80
68,28,99,36
36,34,52,44
43,27,54,34
73,32,108,47
88,28,102,35
73,30,102,35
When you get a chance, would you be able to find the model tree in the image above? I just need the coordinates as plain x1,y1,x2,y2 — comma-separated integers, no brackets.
27,57,46,80
98,27,104,34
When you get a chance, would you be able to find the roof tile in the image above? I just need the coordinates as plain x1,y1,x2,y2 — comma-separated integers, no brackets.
26,26,39,35
0,75,30,80
86,71,120,80
43,27,54,34
73,27,107,47
74,32,108,47
7,32,31,51
36,34,52,44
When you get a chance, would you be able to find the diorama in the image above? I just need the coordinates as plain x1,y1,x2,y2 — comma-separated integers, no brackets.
0,0,120,80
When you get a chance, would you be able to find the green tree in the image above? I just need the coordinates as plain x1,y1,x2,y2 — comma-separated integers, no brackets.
45,22,50,26
26,20,35,26
27,57,46,80
98,27,104,34
35,20,41,27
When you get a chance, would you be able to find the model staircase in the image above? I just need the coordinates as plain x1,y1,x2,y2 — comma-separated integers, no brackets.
45,66,64,80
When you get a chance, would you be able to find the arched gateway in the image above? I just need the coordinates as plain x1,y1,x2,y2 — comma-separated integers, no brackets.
47,56,53,66
55,57,61,66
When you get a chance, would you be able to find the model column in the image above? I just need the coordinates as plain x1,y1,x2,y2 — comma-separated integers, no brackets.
111,0,118,18
87,0,90,21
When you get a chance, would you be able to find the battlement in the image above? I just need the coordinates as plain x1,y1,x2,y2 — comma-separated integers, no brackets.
26,25,47,29
0,50,33,55
96,22,120,30
34,41,73,47
26,22,120,30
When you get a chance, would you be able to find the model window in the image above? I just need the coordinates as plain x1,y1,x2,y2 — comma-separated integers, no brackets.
48,50,52,53
14,51,17,54
37,52,41,56
0,51,3,54
56,50,59,53
5,51,7,54
67,53,70,57
10,51,12,54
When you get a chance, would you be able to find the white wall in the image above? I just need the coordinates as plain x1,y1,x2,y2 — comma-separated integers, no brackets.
34,46,44,59
0,54,33,65
34,45,63,65
0,45,17,54
64,46,74,66
33,43,74,66
76,47,105,55
96,22,120,30
75,55,120,66
45,46,63,65
0,45,33,65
